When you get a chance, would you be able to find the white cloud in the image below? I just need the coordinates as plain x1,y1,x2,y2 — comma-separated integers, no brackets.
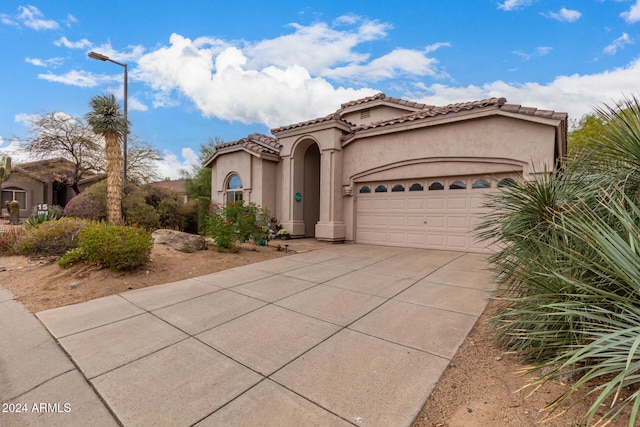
16,5,58,30
54,36,91,49
498,0,535,11
38,70,117,87
324,47,447,82
0,14,19,27
604,33,633,54
546,8,582,22
25,57,64,67
128,97,148,112
64,13,77,28
245,17,390,75
89,43,146,63
412,57,640,121
621,0,640,23
155,147,199,179
14,113,41,126
513,46,552,61
134,18,446,127
137,37,377,127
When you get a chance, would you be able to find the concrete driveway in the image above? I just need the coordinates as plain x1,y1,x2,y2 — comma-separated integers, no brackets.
1,244,495,426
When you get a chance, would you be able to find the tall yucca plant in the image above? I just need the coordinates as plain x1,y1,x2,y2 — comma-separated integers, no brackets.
86,94,128,225
526,189,640,426
477,95,640,426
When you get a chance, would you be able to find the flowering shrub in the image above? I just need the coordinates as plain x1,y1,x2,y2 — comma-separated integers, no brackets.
205,200,270,252
64,193,104,220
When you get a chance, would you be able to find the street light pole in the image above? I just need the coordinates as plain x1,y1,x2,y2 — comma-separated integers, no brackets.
88,51,128,183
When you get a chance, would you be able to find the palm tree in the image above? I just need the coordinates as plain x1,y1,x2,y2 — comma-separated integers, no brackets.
86,94,128,225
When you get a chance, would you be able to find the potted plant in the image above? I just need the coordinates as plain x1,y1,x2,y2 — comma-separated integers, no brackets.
277,229,290,240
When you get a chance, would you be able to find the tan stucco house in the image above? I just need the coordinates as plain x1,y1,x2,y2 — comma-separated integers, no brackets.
1,158,104,218
204,93,567,253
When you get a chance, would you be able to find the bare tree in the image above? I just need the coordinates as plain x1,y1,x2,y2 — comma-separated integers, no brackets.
24,111,163,192
23,112,100,194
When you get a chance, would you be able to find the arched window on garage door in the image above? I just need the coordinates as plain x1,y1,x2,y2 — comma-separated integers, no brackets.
226,174,243,203
497,178,517,188
391,184,405,192
472,179,491,189
374,185,387,193
409,183,424,191
428,182,444,190
449,180,466,190
359,185,371,193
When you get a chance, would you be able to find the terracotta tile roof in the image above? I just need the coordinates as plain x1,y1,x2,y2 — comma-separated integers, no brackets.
271,113,344,134
206,133,282,164
344,97,567,139
272,93,434,134
339,92,432,111
500,103,568,120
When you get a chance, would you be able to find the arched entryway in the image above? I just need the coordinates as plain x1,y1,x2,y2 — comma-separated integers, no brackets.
303,143,320,237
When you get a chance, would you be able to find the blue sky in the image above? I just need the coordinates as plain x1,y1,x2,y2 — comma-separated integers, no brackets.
1,0,640,178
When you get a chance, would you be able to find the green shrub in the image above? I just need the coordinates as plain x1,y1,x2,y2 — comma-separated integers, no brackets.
61,222,153,271
17,217,87,256
197,197,210,235
57,247,86,269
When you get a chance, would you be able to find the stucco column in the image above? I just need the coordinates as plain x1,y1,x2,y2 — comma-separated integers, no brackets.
315,148,346,241
279,156,305,237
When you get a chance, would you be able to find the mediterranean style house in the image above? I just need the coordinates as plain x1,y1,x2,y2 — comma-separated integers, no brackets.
204,93,567,253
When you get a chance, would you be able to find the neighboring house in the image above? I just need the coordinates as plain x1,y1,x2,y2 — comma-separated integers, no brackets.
148,179,189,204
0,158,104,218
204,94,567,253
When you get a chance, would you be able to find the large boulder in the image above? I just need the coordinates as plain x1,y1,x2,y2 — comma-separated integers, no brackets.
151,229,207,253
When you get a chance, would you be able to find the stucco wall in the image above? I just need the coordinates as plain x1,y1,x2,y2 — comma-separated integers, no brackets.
1,174,46,217
341,115,556,186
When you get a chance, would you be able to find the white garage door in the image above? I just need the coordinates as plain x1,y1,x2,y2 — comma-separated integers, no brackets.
355,176,512,253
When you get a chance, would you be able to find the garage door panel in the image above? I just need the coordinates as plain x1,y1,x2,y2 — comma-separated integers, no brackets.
373,215,389,226
447,216,468,229
426,233,445,246
426,216,445,228
406,233,424,245
426,197,445,210
446,235,467,249
407,215,425,227
358,214,375,226
373,199,389,209
447,197,468,210
407,198,426,210
356,177,498,253
389,233,407,244
388,215,406,227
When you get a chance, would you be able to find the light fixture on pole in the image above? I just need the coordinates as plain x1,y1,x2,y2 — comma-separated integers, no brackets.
88,51,128,183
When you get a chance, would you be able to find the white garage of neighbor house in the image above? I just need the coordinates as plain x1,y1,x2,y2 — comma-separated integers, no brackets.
204,93,567,253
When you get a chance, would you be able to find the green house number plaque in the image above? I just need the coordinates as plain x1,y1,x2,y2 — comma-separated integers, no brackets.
294,192,302,202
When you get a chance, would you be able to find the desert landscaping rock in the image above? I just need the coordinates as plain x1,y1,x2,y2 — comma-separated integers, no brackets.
151,228,207,253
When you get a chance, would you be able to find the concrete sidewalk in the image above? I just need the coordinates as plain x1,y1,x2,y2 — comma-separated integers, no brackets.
1,244,495,426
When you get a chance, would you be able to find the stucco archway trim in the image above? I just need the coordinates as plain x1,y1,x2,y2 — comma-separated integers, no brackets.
350,157,527,184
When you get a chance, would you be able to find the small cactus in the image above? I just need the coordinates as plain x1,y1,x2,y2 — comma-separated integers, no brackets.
0,157,11,184
9,199,20,225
